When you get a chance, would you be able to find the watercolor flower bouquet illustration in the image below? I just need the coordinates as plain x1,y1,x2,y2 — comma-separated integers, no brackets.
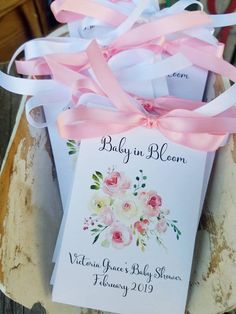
83,168,181,251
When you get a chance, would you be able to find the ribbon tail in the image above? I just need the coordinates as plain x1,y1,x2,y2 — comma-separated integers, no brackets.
86,40,142,113
57,120,136,141
159,126,226,151
57,106,142,140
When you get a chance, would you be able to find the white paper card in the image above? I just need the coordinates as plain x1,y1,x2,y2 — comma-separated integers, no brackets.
167,65,208,101
43,104,79,209
52,127,208,314
44,59,210,212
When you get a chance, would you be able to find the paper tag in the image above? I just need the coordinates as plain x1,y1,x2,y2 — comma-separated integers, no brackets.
44,61,209,211
43,104,79,209
52,128,207,313
167,64,208,101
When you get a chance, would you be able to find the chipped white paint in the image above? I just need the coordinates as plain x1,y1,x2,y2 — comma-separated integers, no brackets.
187,136,236,314
0,110,82,313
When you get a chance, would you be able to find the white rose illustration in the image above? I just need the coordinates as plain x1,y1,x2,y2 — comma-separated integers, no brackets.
113,193,142,223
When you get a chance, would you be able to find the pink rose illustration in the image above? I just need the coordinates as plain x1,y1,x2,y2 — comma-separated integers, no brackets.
139,191,162,217
106,222,132,249
156,218,168,233
99,206,114,225
86,168,181,250
134,219,149,235
103,171,131,196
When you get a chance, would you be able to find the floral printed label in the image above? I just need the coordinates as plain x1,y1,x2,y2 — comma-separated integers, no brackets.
52,128,208,314
84,168,181,250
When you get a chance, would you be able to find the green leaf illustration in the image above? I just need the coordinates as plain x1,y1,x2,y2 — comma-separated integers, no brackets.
93,234,100,244
67,140,79,156
90,185,100,190
91,228,99,232
92,174,99,182
96,171,103,180
69,150,77,155
66,143,74,148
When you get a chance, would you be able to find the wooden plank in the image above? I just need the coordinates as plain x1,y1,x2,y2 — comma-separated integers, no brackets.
0,0,27,18
19,1,43,38
0,0,56,61
32,0,55,36
0,2,43,61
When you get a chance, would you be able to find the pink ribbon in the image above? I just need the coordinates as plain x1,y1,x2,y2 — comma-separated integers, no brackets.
164,39,236,82
51,0,126,25
136,96,205,114
26,36,222,104
44,55,104,96
15,10,211,76
57,41,235,151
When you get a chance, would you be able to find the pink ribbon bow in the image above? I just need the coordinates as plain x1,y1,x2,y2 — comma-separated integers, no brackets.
57,41,235,152
15,10,211,76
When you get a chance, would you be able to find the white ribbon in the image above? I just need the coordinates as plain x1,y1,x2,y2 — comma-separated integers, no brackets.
2,0,236,127
211,12,236,28
97,0,150,45
25,89,71,128
0,70,62,95
107,49,192,97
7,0,236,73
195,84,236,117
110,51,192,82
1,49,194,126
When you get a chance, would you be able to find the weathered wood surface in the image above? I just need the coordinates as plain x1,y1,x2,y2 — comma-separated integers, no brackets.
0,64,45,313
0,70,236,314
